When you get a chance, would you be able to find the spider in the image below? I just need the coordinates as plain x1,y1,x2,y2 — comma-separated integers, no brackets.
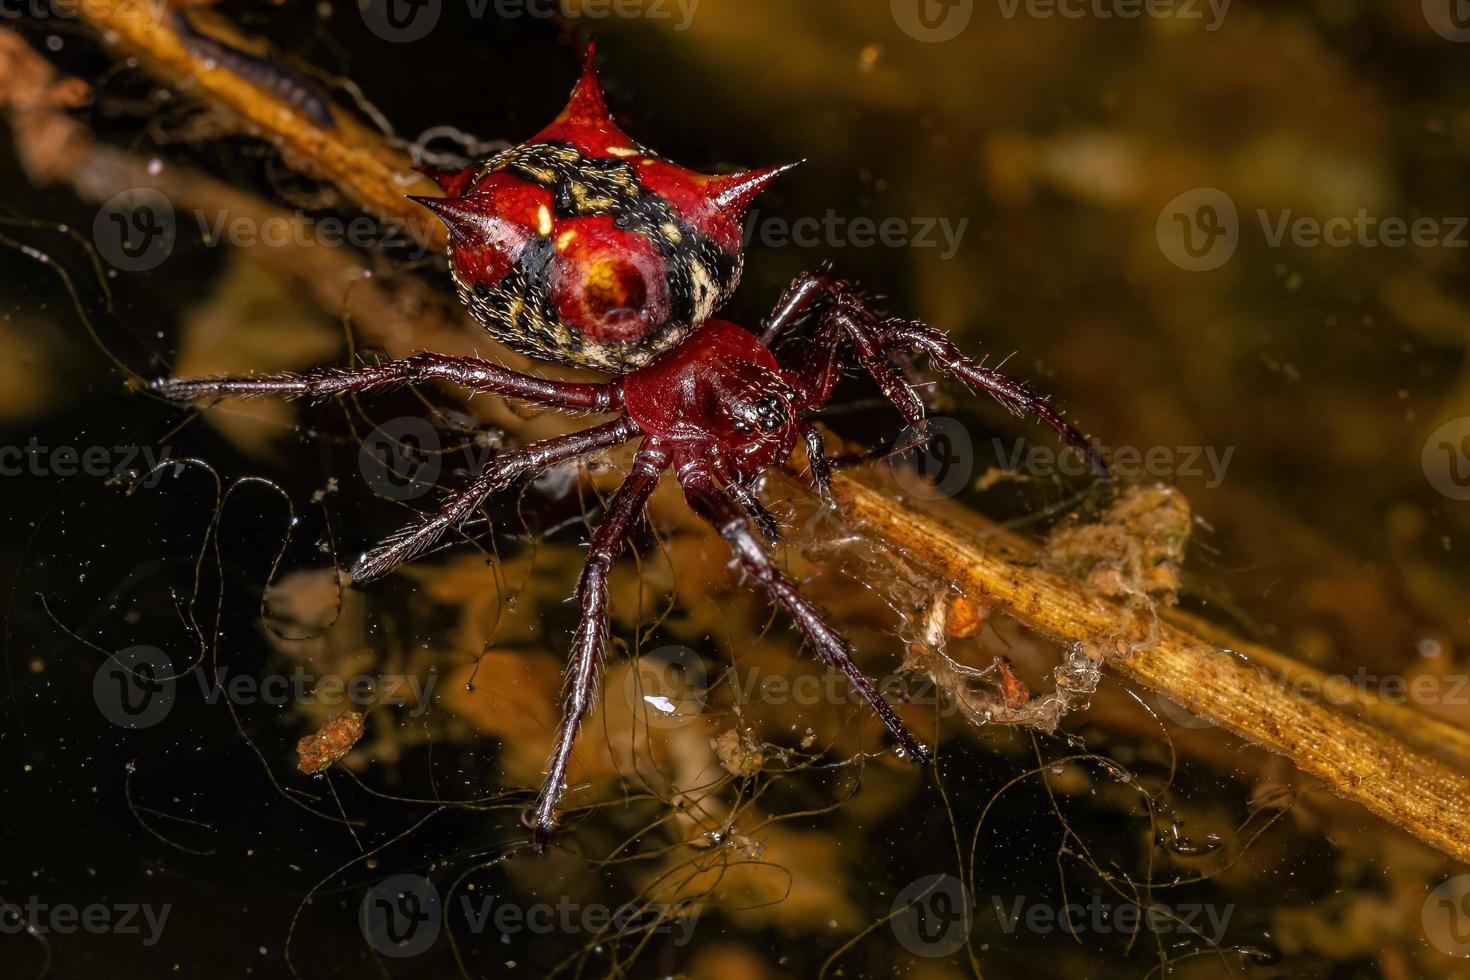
156,45,1107,851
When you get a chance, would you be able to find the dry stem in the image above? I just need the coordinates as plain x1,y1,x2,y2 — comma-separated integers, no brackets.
817,472,1470,865
41,8,1470,864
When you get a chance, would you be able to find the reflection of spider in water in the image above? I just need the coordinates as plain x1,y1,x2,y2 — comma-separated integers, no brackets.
157,46,1107,850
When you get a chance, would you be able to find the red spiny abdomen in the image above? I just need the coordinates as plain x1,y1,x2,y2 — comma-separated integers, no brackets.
410,45,797,375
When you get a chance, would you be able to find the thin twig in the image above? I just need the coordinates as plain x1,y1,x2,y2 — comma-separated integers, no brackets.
808,471,1470,865
42,9,1470,864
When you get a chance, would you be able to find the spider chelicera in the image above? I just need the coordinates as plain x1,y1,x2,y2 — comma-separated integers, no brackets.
156,45,1106,850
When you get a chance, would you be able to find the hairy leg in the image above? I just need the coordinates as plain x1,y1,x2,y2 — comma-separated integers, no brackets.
351,416,641,583
726,479,780,542
771,283,931,459
679,463,930,764
763,270,1106,476
155,352,620,412
879,317,1108,475
824,298,930,430
759,268,843,347
767,272,940,414
531,440,671,851
799,422,835,504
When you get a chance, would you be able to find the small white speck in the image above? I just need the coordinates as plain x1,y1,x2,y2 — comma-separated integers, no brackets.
643,695,677,715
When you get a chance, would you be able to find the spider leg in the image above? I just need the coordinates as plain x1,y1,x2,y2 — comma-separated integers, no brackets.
760,268,844,346
531,439,671,852
787,310,887,502
679,463,931,765
876,316,1109,476
154,352,620,412
727,480,780,542
764,270,1105,476
886,347,943,413
799,422,836,505
818,299,936,461
765,270,938,409
350,416,641,583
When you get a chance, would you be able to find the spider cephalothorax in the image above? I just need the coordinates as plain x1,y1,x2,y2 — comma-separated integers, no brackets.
157,45,1107,852
415,45,795,373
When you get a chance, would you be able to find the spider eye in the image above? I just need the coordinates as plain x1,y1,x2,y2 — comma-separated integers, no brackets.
752,394,787,433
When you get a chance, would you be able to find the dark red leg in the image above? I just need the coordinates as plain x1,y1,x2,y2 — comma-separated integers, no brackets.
800,422,835,504
726,479,780,542
531,439,671,851
679,463,930,765
154,352,620,412
767,271,940,414
351,416,641,583
759,267,843,347
764,271,1106,476
824,298,929,431
879,317,1108,475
